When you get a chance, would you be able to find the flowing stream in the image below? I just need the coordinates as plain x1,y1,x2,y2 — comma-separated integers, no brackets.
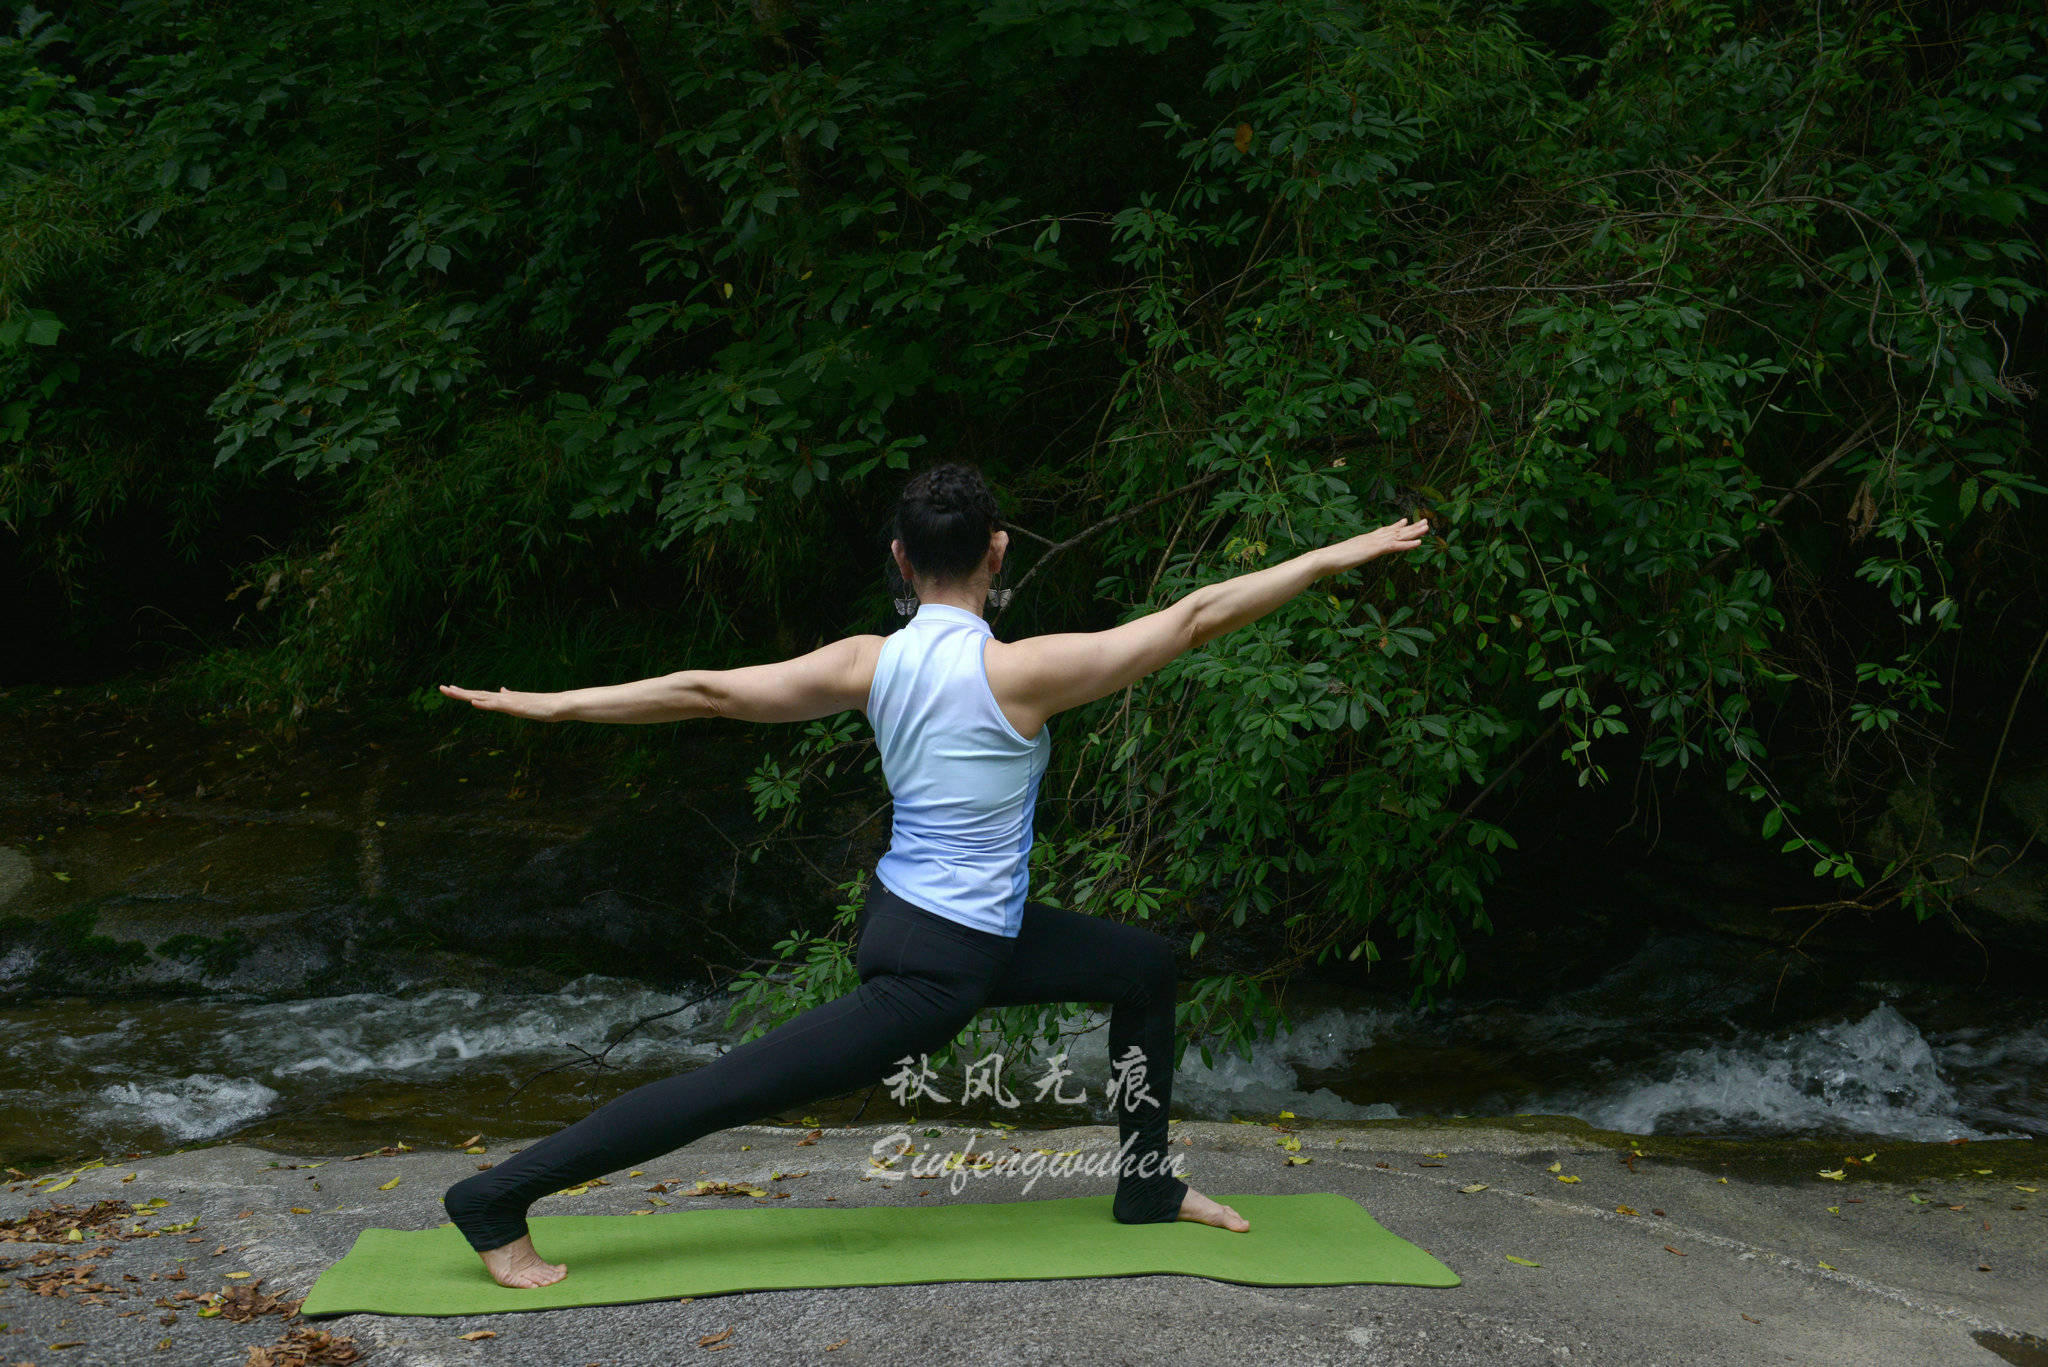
3,700,2042,1167
3,940,2042,1165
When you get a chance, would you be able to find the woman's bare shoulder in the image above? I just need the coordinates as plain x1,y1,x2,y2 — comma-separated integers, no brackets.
983,602,1198,731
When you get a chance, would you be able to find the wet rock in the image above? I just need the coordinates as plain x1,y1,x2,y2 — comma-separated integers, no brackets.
0,700,884,997
419,797,830,985
1872,764,2048,957
0,844,28,906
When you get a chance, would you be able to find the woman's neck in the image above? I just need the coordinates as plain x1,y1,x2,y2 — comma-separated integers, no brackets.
914,580,989,616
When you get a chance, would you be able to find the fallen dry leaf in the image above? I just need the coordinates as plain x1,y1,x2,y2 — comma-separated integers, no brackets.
244,1325,361,1366
458,1330,496,1341
207,1277,302,1324
0,1200,146,1244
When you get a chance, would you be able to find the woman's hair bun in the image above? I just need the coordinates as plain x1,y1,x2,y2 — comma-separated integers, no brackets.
892,461,1001,586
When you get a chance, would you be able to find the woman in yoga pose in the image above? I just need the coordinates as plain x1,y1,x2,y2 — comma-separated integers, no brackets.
437,463,1428,1288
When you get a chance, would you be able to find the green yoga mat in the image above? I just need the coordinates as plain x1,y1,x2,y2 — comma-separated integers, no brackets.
300,1193,1458,1317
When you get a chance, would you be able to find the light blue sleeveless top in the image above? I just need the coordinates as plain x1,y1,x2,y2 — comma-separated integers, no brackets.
865,602,1051,937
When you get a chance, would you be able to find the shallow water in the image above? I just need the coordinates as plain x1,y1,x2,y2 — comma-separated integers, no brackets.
2,696,2041,1167
3,936,2040,1167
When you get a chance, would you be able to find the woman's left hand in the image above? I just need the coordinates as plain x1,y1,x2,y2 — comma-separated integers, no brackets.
438,683,563,721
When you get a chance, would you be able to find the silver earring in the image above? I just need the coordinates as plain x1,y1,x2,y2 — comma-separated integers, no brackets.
987,566,1012,610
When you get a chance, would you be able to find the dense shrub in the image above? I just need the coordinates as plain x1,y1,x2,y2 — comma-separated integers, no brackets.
4,2,2042,1045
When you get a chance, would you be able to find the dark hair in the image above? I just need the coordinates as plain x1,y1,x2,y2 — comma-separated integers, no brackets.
891,462,1001,586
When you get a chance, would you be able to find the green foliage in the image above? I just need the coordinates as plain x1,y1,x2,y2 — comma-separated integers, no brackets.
722,866,867,1047
3,0,2045,1064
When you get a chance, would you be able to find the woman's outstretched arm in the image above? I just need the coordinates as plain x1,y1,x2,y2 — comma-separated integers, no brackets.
438,633,886,725
1187,516,1430,646
437,672,716,724
995,517,1432,727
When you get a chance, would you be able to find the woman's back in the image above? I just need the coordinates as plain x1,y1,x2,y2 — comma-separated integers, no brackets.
865,602,1052,938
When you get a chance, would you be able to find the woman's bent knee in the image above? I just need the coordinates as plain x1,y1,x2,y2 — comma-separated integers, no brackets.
1127,931,1177,994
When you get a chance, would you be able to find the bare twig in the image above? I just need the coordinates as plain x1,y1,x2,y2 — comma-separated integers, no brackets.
499,991,718,1106
1969,623,2048,863
991,468,1232,624
1699,411,1890,578
1431,717,1564,850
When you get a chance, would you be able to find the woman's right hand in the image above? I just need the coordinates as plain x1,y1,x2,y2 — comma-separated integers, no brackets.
1322,517,1431,575
438,683,564,721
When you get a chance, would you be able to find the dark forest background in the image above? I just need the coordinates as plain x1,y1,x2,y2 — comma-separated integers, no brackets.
4,0,2043,1019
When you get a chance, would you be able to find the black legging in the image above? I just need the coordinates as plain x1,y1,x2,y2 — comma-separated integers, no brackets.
442,878,1190,1251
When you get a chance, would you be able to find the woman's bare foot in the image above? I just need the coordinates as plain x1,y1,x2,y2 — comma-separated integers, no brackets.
477,1233,567,1288
1178,1186,1250,1231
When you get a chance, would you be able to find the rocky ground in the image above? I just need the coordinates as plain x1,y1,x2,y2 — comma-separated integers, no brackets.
1,1118,2043,1367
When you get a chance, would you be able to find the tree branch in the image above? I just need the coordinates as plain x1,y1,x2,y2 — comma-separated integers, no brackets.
992,468,1231,624
1432,717,1564,850
1699,411,1889,579
589,0,718,253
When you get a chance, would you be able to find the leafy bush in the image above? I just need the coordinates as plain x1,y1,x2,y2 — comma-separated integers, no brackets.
3,1,2043,1065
